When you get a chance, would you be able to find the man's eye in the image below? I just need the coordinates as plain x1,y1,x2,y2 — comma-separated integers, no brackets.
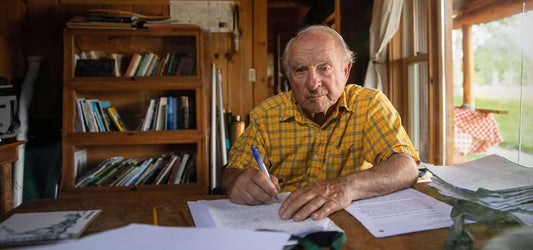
319,65,331,72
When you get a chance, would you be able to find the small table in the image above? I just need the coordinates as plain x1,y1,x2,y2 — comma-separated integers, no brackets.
0,141,24,214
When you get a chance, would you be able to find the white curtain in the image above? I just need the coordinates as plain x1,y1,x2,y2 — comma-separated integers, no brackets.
363,0,403,95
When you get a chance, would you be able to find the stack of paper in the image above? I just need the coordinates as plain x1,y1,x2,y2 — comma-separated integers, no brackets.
426,154,533,226
187,193,342,236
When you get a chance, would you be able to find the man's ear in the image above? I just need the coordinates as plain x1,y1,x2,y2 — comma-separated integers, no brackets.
343,60,353,80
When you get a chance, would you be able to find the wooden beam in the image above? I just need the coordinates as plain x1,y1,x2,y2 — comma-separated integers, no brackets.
444,0,455,166
462,25,474,106
453,0,533,29
475,108,509,115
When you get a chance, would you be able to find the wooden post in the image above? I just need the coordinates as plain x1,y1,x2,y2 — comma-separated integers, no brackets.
462,25,474,106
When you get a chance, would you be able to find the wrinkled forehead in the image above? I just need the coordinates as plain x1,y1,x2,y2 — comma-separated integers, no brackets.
289,32,339,63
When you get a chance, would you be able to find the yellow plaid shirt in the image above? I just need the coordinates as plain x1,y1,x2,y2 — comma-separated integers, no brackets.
227,84,419,192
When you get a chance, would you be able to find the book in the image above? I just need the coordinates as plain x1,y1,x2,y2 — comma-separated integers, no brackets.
105,107,128,131
181,155,196,183
165,53,181,76
180,96,190,129
122,158,154,186
138,155,170,185
73,149,87,180
125,53,142,77
0,210,101,245
167,156,182,184
98,160,131,186
89,100,106,132
167,96,177,130
155,97,168,131
158,53,171,76
153,154,180,185
176,54,195,76
75,98,87,132
173,153,190,184
146,54,160,76
104,159,138,186
111,159,140,186
136,52,155,77
75,157,124,187
110,53,123,77
141,98,157,131
98,100,114,131
80,99,99,132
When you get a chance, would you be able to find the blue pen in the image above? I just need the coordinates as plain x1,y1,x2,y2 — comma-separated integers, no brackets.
251,146,279,201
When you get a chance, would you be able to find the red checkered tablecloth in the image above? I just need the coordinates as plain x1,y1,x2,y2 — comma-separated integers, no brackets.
454,107,503,155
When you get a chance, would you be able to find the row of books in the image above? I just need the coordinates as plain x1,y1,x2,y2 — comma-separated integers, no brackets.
75,153,195,187
124,52,195,77
75,98,127,133
141,96,194,131
74,51,195,78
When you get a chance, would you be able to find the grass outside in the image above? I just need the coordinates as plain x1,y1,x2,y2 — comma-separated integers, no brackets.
453,97,533,154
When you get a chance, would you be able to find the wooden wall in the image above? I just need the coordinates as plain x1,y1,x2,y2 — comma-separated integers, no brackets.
0,0,268,125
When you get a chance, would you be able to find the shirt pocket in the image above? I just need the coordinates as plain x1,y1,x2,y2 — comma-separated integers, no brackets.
324,145,357,179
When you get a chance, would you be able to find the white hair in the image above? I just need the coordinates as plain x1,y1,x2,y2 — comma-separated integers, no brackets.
281,25,355,77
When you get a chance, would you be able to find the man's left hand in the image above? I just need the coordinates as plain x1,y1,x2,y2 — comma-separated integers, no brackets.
278,177,353,221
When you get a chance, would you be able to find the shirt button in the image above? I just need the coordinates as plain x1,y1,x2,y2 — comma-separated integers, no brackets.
313,155,319,161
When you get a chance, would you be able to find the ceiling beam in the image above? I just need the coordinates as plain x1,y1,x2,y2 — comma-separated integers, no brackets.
453,0,533,29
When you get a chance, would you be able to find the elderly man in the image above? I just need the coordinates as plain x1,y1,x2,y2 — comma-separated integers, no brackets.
222,25,419,222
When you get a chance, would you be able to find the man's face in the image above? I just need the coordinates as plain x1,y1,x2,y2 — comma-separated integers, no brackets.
287,32,351,118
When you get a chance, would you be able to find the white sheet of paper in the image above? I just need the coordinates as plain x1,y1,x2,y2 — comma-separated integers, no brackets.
29,224,290,250
345,188,453,238
188,193,342,236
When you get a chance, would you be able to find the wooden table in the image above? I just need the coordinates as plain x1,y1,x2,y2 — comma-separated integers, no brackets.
0,141,24,214
0,183,514,249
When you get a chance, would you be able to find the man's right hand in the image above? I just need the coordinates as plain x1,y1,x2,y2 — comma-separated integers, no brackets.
222,168,280,205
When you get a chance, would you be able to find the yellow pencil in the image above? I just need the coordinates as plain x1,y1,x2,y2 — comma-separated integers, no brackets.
153,206,158,226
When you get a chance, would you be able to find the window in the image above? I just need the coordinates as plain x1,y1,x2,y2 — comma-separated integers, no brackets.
388,0,449,164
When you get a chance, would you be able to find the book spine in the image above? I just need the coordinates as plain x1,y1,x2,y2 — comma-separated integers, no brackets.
167,96,176,130
174,153,190,184
75,98,87,132
181,96,190,129
141,99,156,131
124,158,153,186
155,97,168,131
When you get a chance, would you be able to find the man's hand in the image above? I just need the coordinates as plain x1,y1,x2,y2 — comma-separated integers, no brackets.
279,153,418,222
279,177,353,222
223,167,280,205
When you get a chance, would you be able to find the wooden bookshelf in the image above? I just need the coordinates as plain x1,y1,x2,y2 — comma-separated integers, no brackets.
61,28,210,195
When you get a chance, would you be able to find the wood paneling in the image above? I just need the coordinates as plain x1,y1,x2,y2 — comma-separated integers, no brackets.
253,0,268,108
0,0,26,81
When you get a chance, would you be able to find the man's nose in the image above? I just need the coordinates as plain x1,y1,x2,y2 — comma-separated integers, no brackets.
307,69,321,90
